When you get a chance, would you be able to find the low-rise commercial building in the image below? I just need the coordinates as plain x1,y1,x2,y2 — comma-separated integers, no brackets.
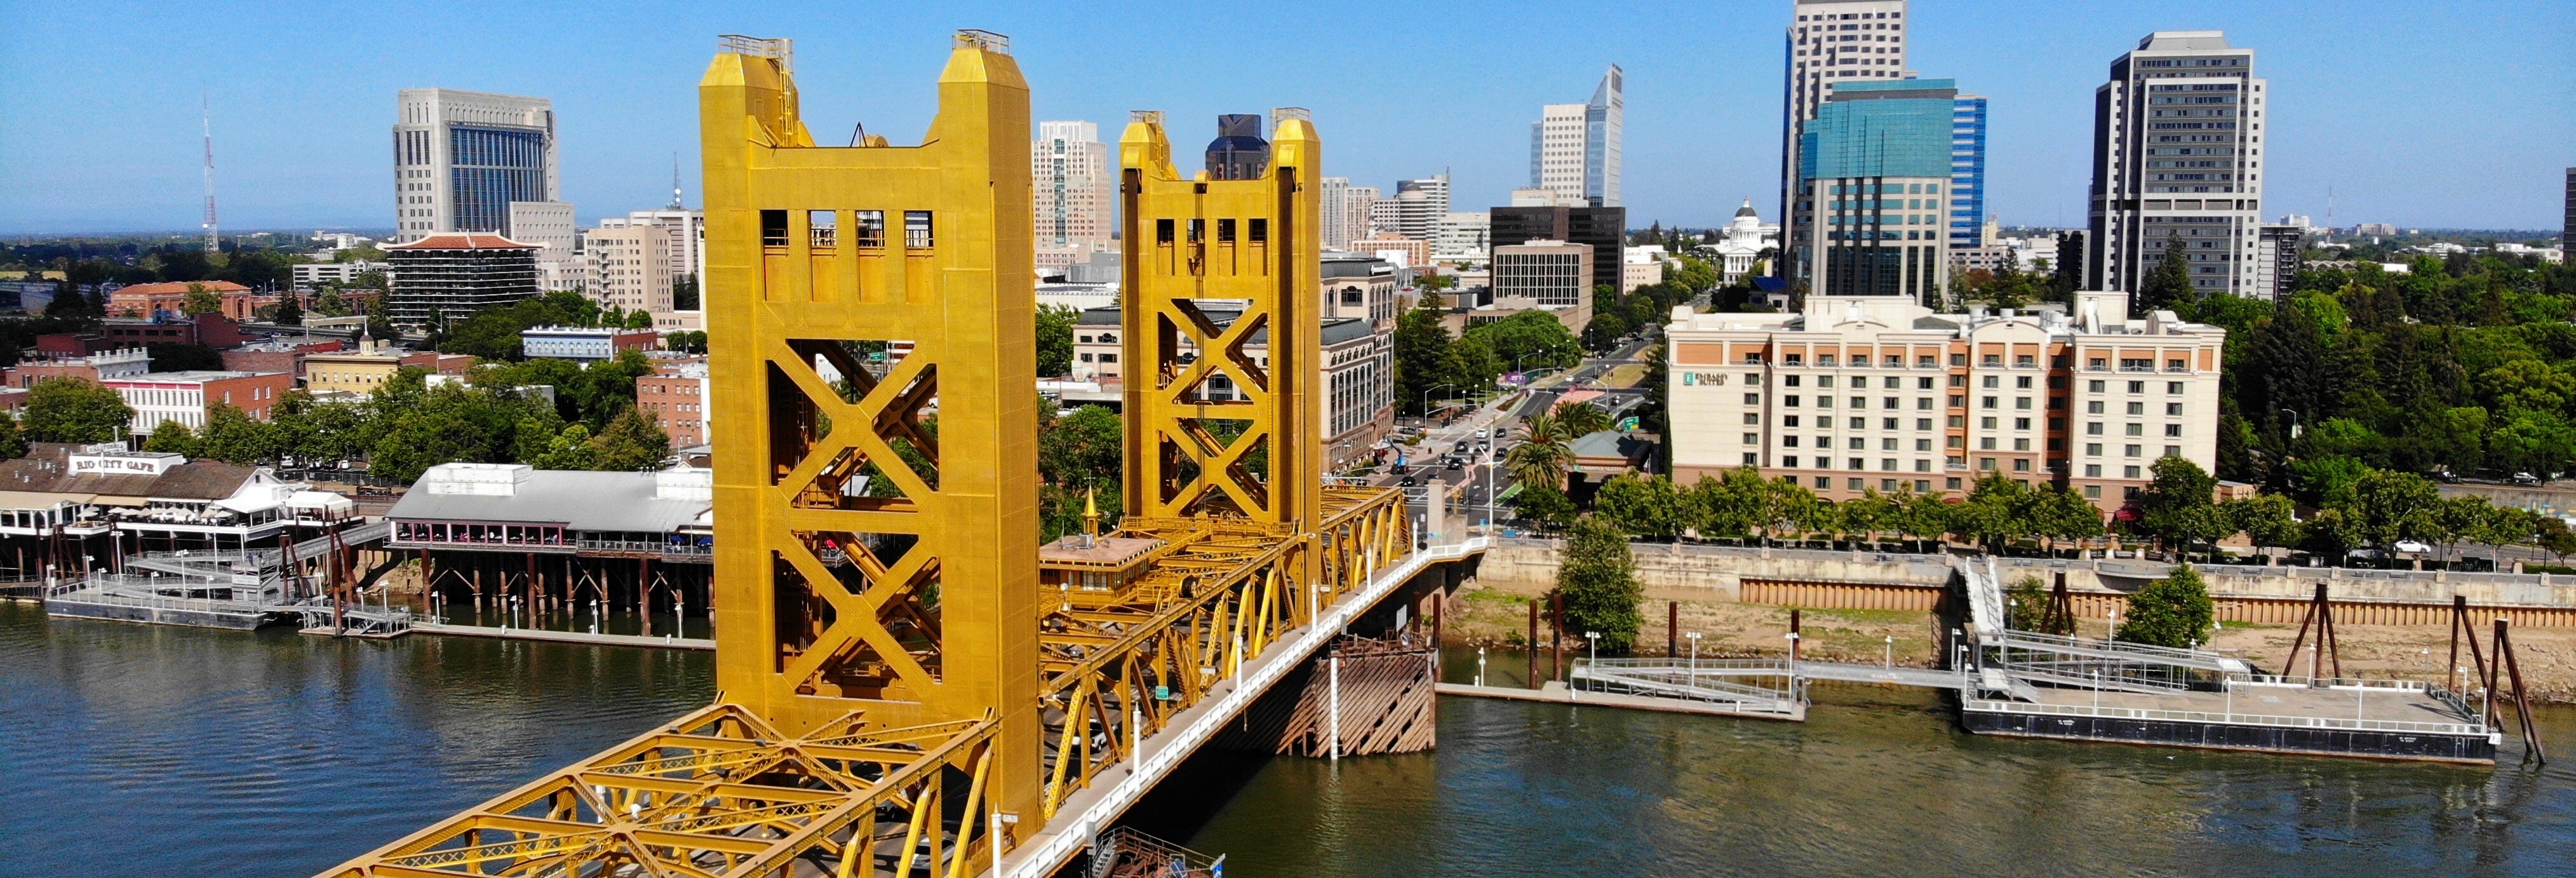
104,280,276,322
102,370,293,434
521,325,660,362
5,348,151,389
291,260,394,292
1664,290,2223,513
637,361,709,449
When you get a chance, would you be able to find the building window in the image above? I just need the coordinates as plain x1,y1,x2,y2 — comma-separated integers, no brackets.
2084,485,2102,499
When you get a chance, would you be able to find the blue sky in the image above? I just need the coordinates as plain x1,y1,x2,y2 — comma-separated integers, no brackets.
2,1,2568,236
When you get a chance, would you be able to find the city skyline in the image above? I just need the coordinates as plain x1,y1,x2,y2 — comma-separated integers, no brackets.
1,1,2566,235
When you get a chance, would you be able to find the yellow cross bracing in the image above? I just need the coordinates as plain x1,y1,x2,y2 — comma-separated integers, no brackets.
318,705,1000,878
323,32,1414,878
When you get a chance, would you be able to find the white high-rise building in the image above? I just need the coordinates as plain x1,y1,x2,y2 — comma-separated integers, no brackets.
1781,1,1910,255
1033,120,1113,260
392,88,560,243
1530,65,1624,207
2087,31,2268,303
1367,174,1449,242
1321,177,1357,249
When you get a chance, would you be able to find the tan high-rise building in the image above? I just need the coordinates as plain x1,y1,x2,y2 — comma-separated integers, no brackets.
584,222,669,314
1034,119,1113,273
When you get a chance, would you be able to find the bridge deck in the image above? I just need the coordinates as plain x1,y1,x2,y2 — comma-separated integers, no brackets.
998,538,1487,878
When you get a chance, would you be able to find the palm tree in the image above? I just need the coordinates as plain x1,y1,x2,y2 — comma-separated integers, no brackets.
1505,412,1574,491
1553,399,1613,436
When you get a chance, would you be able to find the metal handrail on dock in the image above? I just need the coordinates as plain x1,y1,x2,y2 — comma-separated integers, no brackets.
1961,695,2488,737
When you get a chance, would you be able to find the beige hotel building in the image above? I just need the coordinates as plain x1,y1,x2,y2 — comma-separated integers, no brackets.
1665,290,2224,514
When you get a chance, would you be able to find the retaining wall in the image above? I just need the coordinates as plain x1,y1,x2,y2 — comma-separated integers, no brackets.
1483,539,2576,626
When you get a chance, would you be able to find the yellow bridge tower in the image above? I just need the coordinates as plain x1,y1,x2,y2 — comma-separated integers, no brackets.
323,32,1421,878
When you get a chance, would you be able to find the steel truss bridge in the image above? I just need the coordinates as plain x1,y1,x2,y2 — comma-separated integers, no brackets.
322,31,1475,878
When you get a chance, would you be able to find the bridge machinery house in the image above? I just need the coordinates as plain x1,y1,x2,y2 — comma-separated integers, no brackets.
384,462,713,619
0,442,358,579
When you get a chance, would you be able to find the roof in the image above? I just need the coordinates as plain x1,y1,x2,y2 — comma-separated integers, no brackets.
111,280,252,296
1321,317,1374,346
1569,429,1650,465
386,468,711,533
104,370,276,384
386,233,540,251
0,445,262,502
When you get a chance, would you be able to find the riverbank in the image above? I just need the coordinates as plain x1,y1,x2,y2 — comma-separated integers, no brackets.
1447,577,2576,701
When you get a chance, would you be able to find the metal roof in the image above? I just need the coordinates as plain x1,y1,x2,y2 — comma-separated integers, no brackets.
386,469,711,533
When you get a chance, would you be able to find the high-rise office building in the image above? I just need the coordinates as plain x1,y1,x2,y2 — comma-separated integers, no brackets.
2086,31,2269,304
1490,203,1626,294
1792,78,1957,304
1529,65,1625,207
1368,174,1449,241
2563,168,2573,251
1950,94,1988,248
1204,114,1270,180
1320,177,1355,249
1033,120,1113,252
1782,0,1912,259
2251,224,2302,300
392,88,562,243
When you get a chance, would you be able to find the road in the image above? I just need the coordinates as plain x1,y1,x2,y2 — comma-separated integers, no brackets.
1364,332,1661,530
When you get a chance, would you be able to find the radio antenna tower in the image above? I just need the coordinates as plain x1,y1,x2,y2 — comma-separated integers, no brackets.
201,94,220,254
667,152,685,210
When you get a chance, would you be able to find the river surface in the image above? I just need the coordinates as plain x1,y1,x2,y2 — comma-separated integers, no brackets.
4,606,2572,876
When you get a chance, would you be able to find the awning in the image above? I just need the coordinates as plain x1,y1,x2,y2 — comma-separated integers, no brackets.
0,490,96,510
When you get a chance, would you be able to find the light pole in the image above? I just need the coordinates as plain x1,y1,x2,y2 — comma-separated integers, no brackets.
1884,635,1895,670
1477,647,1487,688
1420,383,1458,421
1686,631,1702,691
1583,631,1600,699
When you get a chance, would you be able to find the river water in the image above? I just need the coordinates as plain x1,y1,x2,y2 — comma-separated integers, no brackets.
4,607,2572,876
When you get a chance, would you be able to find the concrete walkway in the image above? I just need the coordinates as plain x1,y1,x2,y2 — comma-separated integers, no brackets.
1437,680,1807,722
414,621,715,651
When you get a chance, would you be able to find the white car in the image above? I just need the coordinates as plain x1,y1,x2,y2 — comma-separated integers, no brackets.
2393,539,2432,554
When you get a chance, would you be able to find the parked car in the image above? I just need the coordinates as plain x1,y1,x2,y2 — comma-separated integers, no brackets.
2394,539,2433,554
2513,471,2542,485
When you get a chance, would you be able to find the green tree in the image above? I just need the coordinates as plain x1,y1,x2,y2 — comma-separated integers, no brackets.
587,407,672,471
1505,411,1574,491
669,275,701,311
525,422,598,469
2004,575,2054,633
2116,564,2216,649
2138,232,2196,313
1581,311,1630,353
1593,473,1684,541
1393,299,1458,415
1035,304,1079,377
1557,513,1644,652
2337,468,2441,552
1954,475,2032,553
2136,455,2227,557
180,281,223,316
22,378,134,443
142,420,201,455
2224,492,2300,559
196,403,278,464
272,294,304,327
1510,481,1576,534
1552,399,1613,436
312,288,352,317
0,410,26,459
1460,310,1580,374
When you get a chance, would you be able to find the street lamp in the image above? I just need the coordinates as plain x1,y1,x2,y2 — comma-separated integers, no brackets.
1420,383,1458,418
1583,631,1601,699
1685,631,1702,690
